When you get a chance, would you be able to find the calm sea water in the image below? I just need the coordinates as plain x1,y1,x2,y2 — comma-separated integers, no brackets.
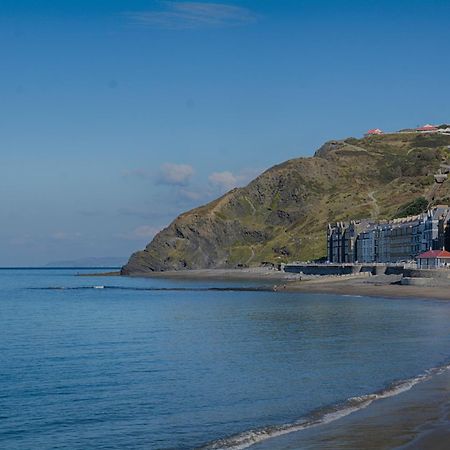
2,269,450,449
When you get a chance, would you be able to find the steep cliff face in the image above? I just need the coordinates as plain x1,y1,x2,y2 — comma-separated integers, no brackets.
122,133,450,274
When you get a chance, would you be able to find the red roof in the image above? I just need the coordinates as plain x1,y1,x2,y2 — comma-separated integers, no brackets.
366,128,383,135
417,124,438,131
417,249,450,259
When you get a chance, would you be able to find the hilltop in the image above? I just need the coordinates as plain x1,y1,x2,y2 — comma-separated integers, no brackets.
122,131,450,274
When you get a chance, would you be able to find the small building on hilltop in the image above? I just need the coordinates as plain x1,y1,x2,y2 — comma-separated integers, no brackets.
416,124,438,133
417,249,450,269
365,128,383,136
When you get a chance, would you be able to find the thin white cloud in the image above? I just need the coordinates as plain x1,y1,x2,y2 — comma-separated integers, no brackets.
158,163,195,186
124,2,258,30
208,168,261,192
238,167,263,183
118,225,162,241
178,188,206,201
208,171,238,191
133,225,161,238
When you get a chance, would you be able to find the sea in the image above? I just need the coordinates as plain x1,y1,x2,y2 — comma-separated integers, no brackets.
2,268,450,450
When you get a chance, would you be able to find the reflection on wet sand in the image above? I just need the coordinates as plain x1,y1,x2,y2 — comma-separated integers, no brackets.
251,369,450,450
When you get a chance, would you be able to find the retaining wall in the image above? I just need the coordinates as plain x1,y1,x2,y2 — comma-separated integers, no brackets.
403,268,450,279
283,264,450,279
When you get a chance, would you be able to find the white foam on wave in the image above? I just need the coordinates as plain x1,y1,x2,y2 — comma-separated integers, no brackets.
200,363,450,450
93,285,105,289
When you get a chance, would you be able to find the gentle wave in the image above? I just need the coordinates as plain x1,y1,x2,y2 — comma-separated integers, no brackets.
199,363,450,450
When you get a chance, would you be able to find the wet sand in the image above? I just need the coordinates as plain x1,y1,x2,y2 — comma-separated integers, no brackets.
122,268,450,301
126,267,300,282
251,368,450,450
277,277,450,301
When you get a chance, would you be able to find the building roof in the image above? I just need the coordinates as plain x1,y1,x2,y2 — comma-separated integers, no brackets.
417,249,450,259
417,124,438,131
366,128,383,135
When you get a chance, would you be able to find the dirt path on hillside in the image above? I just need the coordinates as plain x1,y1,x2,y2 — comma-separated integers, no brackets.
368,190,380,217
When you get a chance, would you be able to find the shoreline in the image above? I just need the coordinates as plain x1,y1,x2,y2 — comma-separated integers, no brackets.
89,268,450,301
275,277,450,301
249,365,450,450
125,267,300,282
80,266,450,448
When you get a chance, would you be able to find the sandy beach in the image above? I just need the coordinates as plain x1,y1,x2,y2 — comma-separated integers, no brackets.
250,366,450,450
124,267,300,282
276,276,450,301
117,268,450,301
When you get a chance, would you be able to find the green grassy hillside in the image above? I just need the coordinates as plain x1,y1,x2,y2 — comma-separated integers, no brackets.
122,132,450,273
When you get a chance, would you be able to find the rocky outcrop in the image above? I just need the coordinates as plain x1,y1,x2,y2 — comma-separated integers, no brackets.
122,132,450,274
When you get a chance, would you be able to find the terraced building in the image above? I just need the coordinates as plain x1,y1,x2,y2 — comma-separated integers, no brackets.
327,206,450,264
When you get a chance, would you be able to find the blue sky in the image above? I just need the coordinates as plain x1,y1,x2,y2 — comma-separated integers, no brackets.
1,0,450,266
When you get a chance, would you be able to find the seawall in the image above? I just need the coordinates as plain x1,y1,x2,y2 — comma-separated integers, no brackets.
283,263,404,276
284,264,448,280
